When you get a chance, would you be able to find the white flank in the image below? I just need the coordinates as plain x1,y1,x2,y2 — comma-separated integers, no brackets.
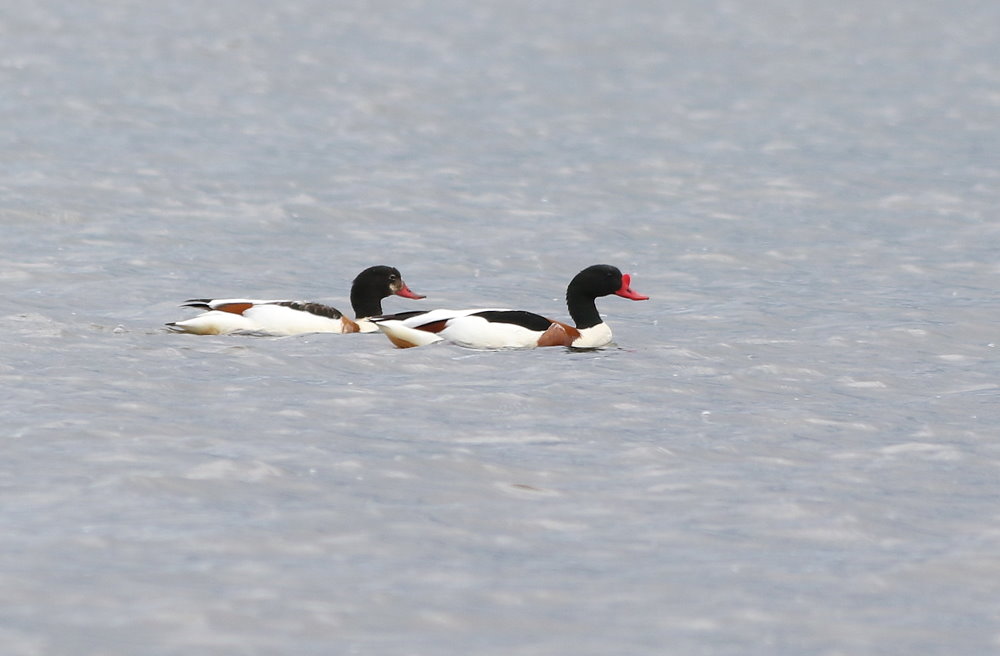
169,302,350,336
438,315,544,349
241,304,349,335
371,309,507,347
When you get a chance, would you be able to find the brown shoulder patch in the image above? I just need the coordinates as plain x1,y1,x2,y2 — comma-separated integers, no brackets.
536,321,579,347
215,302,254,316
417,320,449,334
341,317,361,333
560,321,582,341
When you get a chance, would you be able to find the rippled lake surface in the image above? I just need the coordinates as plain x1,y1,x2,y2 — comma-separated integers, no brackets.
2,1,999,654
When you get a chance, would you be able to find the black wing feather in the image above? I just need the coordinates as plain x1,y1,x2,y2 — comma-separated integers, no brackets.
472,310,553,332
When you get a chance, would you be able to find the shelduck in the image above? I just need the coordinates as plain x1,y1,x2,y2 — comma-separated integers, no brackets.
371,264,648,349
166,265,425,336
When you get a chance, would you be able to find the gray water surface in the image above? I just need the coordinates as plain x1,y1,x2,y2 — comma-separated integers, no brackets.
2,1,999,654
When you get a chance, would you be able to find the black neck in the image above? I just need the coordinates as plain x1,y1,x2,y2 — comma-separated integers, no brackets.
567,289,602,329
351,287,384,319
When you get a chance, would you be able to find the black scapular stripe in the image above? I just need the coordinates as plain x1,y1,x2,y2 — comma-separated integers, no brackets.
376,310,430,321
274,301,343,319
472,310,553,332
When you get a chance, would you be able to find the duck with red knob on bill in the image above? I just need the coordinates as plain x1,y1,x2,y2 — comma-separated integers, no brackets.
370,264,648,350
165,265,425,336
